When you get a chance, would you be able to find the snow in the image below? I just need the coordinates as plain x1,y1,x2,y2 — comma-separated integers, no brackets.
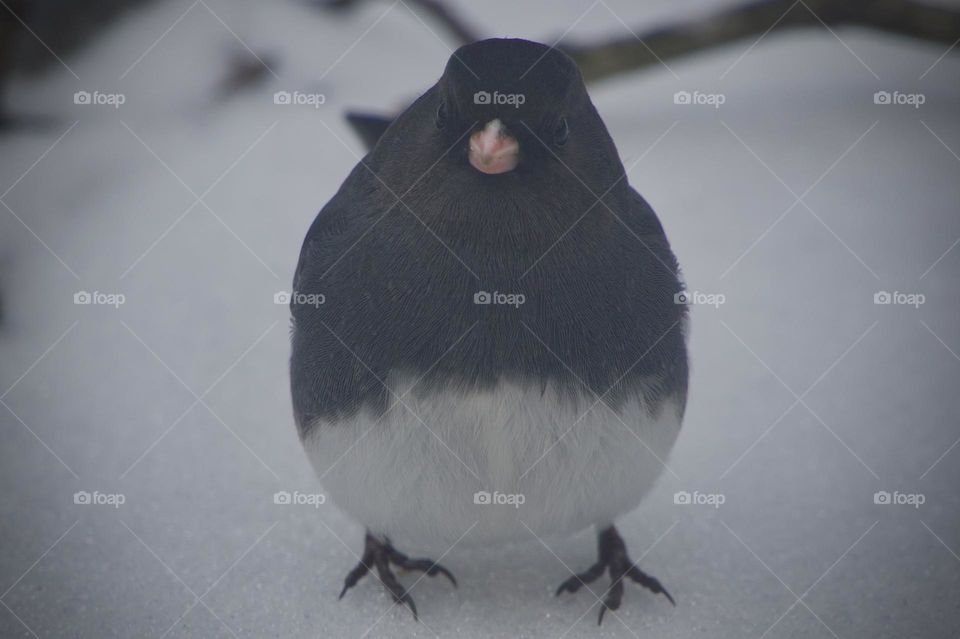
1,0,959,637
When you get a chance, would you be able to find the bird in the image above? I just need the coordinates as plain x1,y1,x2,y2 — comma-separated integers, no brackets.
289,37,688,625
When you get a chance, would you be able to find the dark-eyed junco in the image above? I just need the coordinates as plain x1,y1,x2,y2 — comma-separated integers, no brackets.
290,38,687,624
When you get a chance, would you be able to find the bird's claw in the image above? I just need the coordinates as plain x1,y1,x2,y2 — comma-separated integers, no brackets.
555,526,674,626
338,532,456,621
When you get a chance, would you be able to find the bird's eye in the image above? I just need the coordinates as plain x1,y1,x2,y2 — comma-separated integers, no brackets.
553,117,569,146
436,103,447,130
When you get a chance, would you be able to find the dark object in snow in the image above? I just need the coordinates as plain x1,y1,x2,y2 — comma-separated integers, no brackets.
290,38,688,624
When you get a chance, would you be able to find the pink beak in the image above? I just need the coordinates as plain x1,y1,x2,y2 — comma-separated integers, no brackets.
469,119,519,174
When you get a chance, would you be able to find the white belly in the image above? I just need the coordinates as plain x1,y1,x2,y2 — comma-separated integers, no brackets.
303,377,682,551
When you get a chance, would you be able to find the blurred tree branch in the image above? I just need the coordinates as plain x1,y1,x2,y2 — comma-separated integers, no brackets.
0,0,26,127
0,0,153,128
319,0,480,42
320,0,960,83
564,0,960,83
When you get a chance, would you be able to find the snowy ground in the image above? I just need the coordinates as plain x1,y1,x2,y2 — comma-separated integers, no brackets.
1,1,959,637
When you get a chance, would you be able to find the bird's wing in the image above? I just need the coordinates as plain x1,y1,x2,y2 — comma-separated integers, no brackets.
292,161,372,299
288,162,397,436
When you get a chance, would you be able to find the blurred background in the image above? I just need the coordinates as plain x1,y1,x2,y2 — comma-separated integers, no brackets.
0,0,958,637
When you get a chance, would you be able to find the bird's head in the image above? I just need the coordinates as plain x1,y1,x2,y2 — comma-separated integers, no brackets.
431,39,621,187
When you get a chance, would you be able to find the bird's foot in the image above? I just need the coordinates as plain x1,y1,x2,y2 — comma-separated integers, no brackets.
556,525,674,625
338,532,457,620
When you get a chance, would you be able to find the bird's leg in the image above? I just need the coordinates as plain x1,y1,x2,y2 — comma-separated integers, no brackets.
338,531,457,620
556,525,674,625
